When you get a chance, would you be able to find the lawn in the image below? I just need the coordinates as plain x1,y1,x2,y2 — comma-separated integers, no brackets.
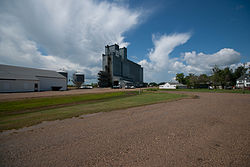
0,91,127,116
146,88,250,94
0,91,188,131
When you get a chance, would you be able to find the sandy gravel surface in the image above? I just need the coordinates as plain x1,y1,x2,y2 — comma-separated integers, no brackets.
0,92,250,167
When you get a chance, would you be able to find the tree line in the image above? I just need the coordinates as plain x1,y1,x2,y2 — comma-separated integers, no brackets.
175,65,249,88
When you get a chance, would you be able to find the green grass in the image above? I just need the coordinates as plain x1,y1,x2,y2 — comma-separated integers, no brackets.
145,88,159,91
146,88,250,94
0,91,128,116
0,91,187,131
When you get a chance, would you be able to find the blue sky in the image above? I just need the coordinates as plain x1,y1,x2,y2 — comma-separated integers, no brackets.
127,0,250,62
0,0,249,83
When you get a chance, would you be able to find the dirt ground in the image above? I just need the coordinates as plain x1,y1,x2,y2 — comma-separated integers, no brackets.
0,91,250,167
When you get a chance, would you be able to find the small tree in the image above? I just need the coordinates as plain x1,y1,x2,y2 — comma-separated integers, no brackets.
223,67,234,86
187,73,198,88
176,73,186,84
198,74,209,84
158,82,166,86
149,82,158,87
91,83,98,88
212,66,235,88
211,65,223,88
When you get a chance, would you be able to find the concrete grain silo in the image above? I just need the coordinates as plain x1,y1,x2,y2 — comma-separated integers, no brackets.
73,72,84,88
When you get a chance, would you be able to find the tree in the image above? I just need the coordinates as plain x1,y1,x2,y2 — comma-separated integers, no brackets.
149,82,158,87
211,65,224,88
211,66,235,88
186,73,198,88
198,74,209,84
158,82,166,86
174,64,249,89
233,66,248,85
176,73,186,84
223,67,233,86
91,83,98,88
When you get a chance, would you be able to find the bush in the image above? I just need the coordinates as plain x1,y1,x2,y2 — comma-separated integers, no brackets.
146,88,159,91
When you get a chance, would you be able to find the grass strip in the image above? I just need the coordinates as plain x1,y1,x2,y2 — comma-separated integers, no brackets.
146,88,250,94
0,92,187,131
0,91,131,116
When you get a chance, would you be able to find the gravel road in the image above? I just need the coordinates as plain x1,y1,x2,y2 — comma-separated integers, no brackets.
0,92,250,167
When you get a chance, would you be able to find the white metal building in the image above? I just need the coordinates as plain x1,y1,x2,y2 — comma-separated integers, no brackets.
159,82,187,89
0,64,67,92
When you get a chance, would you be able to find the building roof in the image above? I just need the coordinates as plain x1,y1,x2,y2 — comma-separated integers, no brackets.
106,44,119,48
237,74,250,81
166,82,186,86
0,64,66,80
127,60,142,67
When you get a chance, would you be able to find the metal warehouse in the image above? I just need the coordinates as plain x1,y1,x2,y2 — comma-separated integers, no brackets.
0,64,67,92
102,44,143,87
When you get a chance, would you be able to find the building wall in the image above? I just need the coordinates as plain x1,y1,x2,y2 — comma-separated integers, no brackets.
102,54,107,71
0,64,67,92
112,55,122,76
236,80,244,88
0,79,39,92
122,59,129,78
127,60,142,83
159,83,176,89
140,68,143,83
37,76,67,91
0,77,67,92
119,47,127,60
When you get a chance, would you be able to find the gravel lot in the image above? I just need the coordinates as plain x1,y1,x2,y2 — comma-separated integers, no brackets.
0,91,250,167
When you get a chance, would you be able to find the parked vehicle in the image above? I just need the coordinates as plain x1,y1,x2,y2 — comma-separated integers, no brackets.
125,85,135,89
80,85,93,89
224,86,233,90
112,85,122,89
208,86,214,90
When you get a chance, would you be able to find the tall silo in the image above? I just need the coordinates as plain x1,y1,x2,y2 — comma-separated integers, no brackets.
73,72,85,88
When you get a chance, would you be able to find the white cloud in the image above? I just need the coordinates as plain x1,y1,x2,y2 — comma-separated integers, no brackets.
139,33,242,82
0,0,141,80
139,33,191,82
182,48,241,73
148,33,191,69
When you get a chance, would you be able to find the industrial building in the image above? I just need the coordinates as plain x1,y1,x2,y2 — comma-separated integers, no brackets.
0,64,67,92
102,44,143,87
72,72,85,88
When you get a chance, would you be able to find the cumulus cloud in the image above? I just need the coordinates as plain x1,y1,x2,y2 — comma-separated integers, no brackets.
0,0,141,80
182,48,241,73
139,33,242,82
139,33,191,81
147,33,191,69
